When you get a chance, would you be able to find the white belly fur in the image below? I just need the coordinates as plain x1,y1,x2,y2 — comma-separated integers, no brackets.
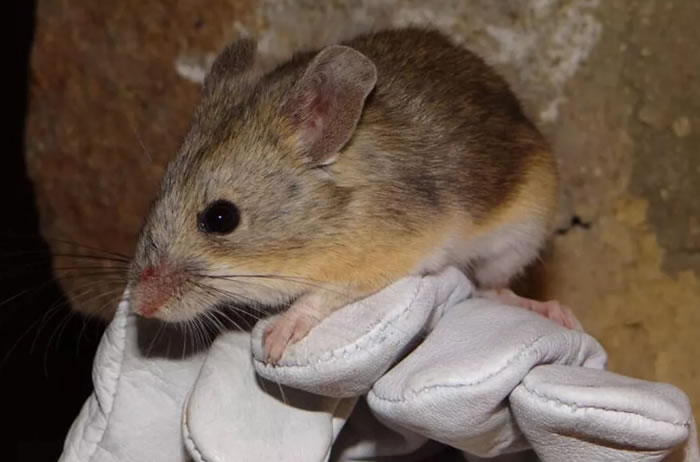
412,217,548,288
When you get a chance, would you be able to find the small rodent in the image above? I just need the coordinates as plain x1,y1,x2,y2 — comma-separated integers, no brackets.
129,28,577,363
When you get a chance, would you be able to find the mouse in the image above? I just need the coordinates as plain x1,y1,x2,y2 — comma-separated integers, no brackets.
128,27,580,364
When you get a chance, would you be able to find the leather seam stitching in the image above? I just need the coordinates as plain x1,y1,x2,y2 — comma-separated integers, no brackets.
520,382,691,428
369,333,549,402
184,420,209,462
91,296,130,461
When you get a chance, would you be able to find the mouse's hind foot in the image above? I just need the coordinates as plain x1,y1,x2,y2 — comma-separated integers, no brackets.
479,288,583,331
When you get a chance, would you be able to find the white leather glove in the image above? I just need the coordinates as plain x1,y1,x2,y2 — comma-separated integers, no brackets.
60,268,699,462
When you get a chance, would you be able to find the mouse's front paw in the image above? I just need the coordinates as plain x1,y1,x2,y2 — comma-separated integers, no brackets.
262,311,317,364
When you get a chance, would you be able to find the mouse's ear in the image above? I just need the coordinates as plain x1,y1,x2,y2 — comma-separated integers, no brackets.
281,45,377,166
203,38,257,91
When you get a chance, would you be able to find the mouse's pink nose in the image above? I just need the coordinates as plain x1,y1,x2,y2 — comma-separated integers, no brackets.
135,260,179,318
140,264,160,284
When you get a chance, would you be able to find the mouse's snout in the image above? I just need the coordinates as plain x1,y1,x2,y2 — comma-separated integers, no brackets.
131,259,186,319
140,261,165,285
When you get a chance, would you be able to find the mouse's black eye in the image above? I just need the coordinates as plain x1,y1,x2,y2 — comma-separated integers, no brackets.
199,200,240,235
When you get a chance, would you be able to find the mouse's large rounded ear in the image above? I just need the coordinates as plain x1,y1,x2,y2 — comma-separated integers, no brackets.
281,45,377,166
203,38,257,92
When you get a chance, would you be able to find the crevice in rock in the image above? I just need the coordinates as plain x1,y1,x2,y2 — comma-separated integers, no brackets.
555,215,592,235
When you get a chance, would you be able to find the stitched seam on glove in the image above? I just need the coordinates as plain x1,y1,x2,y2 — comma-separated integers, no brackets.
369,333,552,403
183,420,208,462
520,382,691,428
91,305,130,461
254,278,425,369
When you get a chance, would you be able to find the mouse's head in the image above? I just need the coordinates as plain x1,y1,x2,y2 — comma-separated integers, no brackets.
128,39,377,322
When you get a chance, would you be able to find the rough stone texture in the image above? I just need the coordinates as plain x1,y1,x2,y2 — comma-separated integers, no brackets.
26,0,699,439
26,0,253,318
541,1,700,435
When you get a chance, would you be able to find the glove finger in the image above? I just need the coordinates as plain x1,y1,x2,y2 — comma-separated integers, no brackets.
252,268,472,398
511,365,698,462
61,294,207,462
185,331,355,462
367,298,606,458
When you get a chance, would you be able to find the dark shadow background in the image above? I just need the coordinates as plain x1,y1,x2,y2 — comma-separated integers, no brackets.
3,2,105,460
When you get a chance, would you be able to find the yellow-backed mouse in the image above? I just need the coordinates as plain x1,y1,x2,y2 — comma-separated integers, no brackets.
129,28,578,364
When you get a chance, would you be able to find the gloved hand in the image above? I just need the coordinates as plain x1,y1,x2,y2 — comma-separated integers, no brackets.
60,267,699,462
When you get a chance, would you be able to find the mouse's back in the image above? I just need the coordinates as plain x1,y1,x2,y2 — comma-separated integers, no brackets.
336,29,555,220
